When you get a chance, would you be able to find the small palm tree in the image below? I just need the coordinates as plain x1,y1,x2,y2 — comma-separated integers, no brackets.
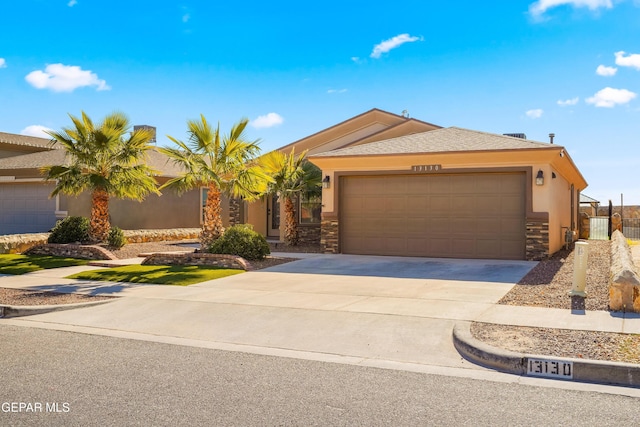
43,111,160,242
159,115,270,247
261,149,321,245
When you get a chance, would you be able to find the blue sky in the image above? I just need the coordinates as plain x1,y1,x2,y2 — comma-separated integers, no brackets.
1,0,639,203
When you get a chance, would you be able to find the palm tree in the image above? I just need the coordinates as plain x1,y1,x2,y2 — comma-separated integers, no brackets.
43,111,160,242
159,115,270,247
261,149,321,245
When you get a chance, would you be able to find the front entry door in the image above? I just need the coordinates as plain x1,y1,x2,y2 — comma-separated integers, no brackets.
267,194,280,238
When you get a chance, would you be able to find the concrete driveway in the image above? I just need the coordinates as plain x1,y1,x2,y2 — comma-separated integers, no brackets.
263,253,535,282
2,254,537,374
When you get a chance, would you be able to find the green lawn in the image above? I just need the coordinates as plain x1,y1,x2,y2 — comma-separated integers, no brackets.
66,265,244,286
0,254,90,275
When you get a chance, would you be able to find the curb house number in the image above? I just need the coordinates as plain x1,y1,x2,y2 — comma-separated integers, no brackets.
411,164,441,172
527,358,573,379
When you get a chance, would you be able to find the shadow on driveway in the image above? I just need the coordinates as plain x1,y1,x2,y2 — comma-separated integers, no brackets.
263,254,537,283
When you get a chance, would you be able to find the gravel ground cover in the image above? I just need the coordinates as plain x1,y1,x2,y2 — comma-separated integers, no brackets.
472,240,640,364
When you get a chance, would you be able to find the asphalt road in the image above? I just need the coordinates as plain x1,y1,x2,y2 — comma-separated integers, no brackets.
1,324,638,426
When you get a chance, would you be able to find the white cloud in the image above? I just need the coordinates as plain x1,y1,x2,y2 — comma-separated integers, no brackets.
526,109,544,119
596,64,617,76
250,112,283,129
68,0,77,6
586,87,637,107
182,13,190,23
529,0,613,16
370,33,422,59
25,63,110,92
557,97,580,106
0,58,6,68
614,51,640,70
20,125,53,139
327,89,347,94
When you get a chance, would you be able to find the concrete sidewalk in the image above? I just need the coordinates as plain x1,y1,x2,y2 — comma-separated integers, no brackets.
0,256,526,373
2,252,639,390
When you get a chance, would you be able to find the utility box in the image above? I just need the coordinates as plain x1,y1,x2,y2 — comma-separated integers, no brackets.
569,240,589,297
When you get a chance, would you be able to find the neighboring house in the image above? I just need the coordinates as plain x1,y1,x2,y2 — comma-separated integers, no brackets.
0,132,231,234
0,132,63,234
308,126,587,260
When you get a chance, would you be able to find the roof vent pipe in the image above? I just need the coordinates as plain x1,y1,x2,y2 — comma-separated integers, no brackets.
549,133,555,144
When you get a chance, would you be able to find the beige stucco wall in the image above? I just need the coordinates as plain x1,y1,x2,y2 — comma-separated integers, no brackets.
246,196,268,236
65,188,200,229
64,185,232,230
311,148,587,257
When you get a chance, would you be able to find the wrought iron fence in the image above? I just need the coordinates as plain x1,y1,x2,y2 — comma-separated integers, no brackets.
623,218,640,240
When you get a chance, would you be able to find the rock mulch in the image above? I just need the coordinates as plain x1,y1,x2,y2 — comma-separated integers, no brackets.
0,288,114,306
472,240,640,364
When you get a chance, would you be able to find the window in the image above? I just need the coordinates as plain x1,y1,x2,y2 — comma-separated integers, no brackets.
299,194,321,224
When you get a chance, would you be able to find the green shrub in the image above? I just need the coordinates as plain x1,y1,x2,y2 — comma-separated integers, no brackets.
48,216,90,244
107,226,127,249
207,225,270,260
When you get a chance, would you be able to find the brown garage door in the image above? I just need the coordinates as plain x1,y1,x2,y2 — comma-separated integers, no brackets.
341,173,526,260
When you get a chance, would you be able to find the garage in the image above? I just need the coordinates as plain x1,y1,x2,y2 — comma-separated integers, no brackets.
340,173,526,260
0,182,58,234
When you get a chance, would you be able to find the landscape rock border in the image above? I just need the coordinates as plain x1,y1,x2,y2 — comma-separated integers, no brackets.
0,228,201,255
609,230,640,312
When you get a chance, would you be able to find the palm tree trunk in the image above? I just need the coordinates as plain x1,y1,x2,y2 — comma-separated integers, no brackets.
284,196,298,246
90,189,110,242
201,183,225,248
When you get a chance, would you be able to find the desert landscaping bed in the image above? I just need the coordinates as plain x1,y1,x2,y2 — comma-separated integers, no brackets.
472,240,640,364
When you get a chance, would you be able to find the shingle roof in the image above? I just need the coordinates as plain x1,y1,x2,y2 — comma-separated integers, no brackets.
0,132,57,149
311,126,559,158
0,147,184,177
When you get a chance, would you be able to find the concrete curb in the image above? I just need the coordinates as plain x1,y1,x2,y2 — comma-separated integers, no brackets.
0,299,114,319
453,321,640,388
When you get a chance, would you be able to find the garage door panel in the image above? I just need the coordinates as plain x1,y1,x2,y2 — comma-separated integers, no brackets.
451,195,475,212
501,196,523,214
429,238,452,255
452,239,476,256
427,217,450,233
0,183,58,234
341,173,525,260
430,177,451,194
385,196,407,212
429,196,451,213
451,218,476,234
500,218,524,234
499,177,525,193
476,239,500,257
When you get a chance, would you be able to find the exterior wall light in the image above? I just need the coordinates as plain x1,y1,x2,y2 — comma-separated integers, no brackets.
322,175,331,189
536,170,544,186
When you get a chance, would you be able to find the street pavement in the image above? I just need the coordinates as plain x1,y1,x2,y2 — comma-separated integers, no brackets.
2,324,638,426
